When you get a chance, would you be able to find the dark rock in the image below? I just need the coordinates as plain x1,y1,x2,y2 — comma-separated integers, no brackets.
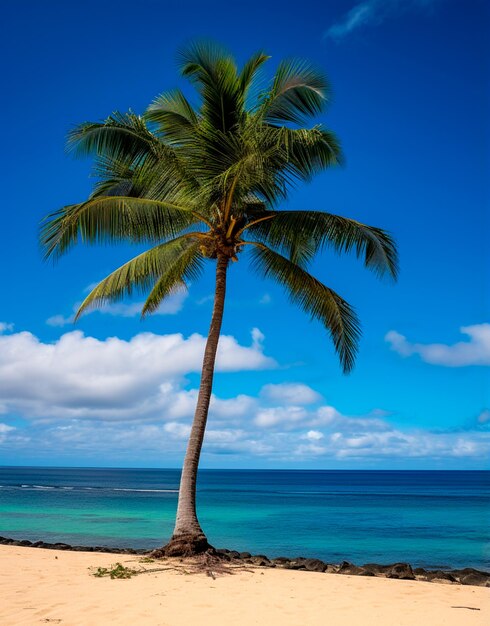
52,543,72,550
460,573,489,587
228,550,241,559
215,548,231,560
413,567,427,576
338,561,365,575
452,567,489,578
18,540,32,546
361,563,386,576
31,541,44,547
424,570,457,583
385,563,415,580
272,557,291,566
303,558,327,573
239,552,252,559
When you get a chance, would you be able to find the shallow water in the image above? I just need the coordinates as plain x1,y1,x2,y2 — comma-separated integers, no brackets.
0,467,488,570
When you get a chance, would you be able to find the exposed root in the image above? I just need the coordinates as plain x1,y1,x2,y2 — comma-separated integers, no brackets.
150,533,213,558
142,550,255,579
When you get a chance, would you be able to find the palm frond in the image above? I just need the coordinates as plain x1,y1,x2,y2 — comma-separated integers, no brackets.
277,126,343,180
145,90,199,145
67,112,160,163
248,243,360,373
75,236,203,319
238,51,270,100
260,59,331,125
247,210,398,279
142,241,204,315
178,41,244,132
40,197,201,260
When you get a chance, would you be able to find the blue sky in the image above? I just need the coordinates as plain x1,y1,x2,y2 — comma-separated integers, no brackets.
0,0,488,468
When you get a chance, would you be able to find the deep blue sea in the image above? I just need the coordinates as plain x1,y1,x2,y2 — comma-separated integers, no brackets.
0,468,488,570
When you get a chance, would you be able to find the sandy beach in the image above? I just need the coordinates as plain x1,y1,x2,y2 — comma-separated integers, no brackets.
1,546,488,625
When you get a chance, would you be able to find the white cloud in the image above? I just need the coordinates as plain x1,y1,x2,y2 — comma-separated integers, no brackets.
0,328,275,421
386,324,490,366
261,383,322,405
251,327,265,349
302,430,324,441
164,421,192,439
0,322,14,333
46,314,73,327
0,423,15,443
254,406,308,428
329,430,490,460
325,0,438,40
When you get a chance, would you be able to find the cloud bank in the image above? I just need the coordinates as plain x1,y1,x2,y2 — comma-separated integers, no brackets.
0,326,274,420
0,323,487,464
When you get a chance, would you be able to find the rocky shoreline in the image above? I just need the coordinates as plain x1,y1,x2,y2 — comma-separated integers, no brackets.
1,536,488,587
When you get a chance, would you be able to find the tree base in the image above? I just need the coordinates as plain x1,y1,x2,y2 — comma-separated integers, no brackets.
150,533,214,558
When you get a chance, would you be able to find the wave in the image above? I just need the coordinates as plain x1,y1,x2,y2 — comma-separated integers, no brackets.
2,484,178,494
112,488,178,493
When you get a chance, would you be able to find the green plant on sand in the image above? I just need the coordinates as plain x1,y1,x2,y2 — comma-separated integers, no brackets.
41,41,398,558
91,563,138,579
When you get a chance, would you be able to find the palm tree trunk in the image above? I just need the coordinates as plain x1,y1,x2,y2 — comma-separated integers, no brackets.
162,253,229,556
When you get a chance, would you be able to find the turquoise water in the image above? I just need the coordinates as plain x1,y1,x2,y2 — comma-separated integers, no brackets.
0,468,488,570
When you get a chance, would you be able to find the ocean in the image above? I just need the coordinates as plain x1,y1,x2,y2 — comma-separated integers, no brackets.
0,467,488,570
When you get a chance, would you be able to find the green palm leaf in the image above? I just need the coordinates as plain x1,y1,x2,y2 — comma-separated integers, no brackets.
40,197,202,260
247,210,398,279
145,90,199,145
248,243,360,373
67,111,160,163
75,235,203,319
260,59,331,125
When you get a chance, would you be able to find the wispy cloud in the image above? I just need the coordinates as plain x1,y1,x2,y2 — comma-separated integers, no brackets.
46,291,189,327
325,0,439,41
385,323,490,366
478,409,490,425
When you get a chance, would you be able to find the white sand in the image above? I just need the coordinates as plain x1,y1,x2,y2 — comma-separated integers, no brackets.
1,546,488,625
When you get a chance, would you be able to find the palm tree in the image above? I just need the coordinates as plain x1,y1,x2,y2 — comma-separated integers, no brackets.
41,42,398,556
